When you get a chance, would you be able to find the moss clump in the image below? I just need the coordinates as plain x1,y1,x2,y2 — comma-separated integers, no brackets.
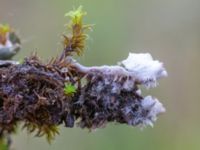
63,6,93,56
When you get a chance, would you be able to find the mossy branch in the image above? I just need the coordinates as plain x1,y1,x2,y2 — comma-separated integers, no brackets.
0,6,167,147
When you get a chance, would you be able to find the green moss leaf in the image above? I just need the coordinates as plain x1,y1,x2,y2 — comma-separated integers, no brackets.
65,5,86,25
64,83,76,96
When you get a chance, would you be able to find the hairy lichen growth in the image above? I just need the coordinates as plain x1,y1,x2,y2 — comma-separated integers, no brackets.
0,6,167,144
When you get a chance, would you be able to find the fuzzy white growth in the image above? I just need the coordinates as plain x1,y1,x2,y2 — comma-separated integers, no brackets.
121,53,167,88
72,53,167,88
71,52,167,128
140,96,166,127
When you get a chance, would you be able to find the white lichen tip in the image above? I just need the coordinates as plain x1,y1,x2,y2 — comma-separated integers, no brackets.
140,96,166,127
121,53,168,88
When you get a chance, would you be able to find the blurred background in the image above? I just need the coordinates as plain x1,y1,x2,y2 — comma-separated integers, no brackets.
0,0,200,150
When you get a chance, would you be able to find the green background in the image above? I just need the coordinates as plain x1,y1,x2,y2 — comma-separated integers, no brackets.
1,0,200,150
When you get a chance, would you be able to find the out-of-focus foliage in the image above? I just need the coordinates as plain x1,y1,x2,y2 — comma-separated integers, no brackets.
0,24,10,45
0,138,8,150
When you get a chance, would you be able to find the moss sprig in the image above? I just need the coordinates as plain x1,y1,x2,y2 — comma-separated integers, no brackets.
23,122,59,143
63,6,93,56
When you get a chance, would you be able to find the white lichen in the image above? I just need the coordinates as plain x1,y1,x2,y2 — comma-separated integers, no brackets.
0,33,21,60
121,53,168,88
140,96,166,127
71,52,167,128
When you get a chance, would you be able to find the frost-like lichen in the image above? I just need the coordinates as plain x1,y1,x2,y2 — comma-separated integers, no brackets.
121,53,168,88
70,52,167,129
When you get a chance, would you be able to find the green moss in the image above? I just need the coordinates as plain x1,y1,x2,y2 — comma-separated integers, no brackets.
64,83,76,96
23,122,59,144
65,5,87,25
63,6,93,56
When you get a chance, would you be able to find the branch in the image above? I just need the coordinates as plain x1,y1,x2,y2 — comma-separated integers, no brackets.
0,52,167,141
0,6,167,144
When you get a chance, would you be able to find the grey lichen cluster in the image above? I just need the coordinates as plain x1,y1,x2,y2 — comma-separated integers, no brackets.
72,53,167,129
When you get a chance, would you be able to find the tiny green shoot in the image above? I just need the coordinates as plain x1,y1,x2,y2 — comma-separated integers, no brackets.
64,83,76,96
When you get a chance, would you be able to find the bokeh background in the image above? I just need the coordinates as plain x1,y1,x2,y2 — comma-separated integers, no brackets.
1,0,200,150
